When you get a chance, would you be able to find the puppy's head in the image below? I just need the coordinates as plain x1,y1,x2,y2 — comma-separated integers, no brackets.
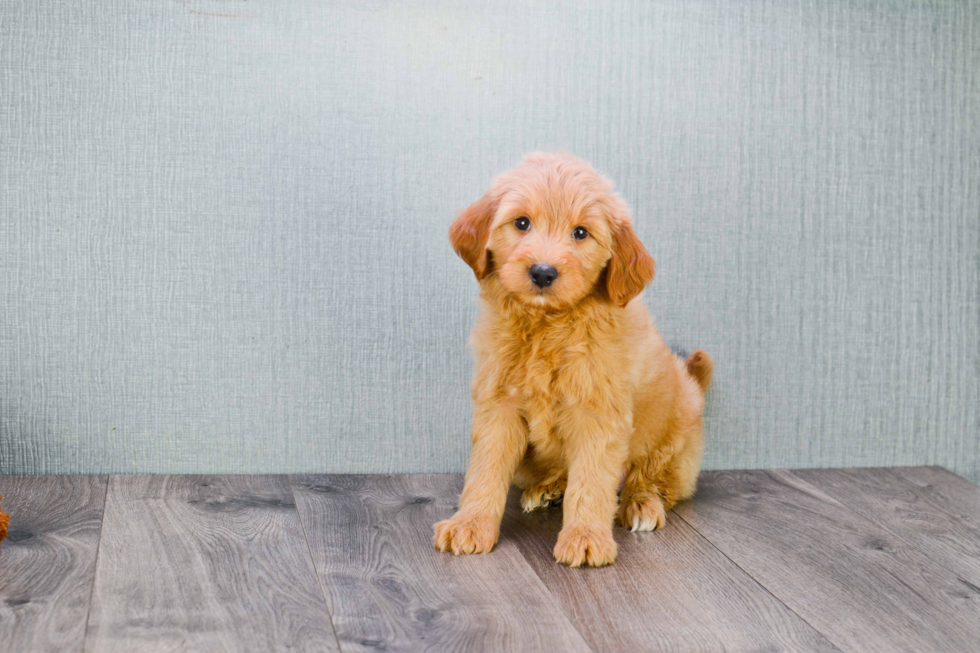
450,152,654,310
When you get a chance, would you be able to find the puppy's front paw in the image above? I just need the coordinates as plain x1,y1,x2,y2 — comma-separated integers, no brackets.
553,524,617,567
433,512,499,555
520,478,566,512
618,493,667,532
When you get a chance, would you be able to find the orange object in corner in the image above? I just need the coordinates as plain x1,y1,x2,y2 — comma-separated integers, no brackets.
0,495,9,545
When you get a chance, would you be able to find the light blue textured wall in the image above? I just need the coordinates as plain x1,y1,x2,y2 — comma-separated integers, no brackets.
1,1,978,480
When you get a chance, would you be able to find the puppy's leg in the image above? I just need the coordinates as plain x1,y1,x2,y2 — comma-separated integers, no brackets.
618,435,703,532
553,410,628,567
515,446,566,512
521,476,567,512
618,480,668,532
620,361,707,532
618,447,671,532
433,401,526,555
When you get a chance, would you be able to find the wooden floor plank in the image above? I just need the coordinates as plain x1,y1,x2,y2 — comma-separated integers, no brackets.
502,488,839,653
290,474,591,653
793,467,980,588
887,466,980,520
84,475,338,653
674,469,980,653
0,475,107,653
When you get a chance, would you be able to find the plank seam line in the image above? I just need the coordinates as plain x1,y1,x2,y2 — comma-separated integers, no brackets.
480,486,597,653
778,468,980,636
670,505,844,653
512,567,600,653
457,476,599,653
288,475,345,653
81,475,111,651
883,466,980,519
767,468,937,546
829,467,980,585
778,466,980,556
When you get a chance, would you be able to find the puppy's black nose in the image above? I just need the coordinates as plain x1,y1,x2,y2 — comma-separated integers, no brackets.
529,264,558,288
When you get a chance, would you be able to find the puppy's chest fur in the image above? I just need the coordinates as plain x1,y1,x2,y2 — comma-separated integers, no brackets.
473,300,631,443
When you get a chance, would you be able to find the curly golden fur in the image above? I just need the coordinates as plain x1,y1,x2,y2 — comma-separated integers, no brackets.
434,152,712,567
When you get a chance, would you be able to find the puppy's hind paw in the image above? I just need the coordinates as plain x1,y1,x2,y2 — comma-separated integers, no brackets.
618,493,667,532
520,479,566,512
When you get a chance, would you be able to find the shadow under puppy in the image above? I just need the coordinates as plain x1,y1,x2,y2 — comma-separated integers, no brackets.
434,152,712,567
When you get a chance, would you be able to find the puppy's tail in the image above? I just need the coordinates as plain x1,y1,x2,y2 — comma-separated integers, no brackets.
685,350,713,393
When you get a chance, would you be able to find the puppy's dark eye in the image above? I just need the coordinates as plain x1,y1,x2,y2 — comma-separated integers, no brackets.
515,217,531,231
573,226,589,240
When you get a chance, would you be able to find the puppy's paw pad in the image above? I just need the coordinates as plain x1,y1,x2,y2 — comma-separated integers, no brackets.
433,513,498,555
520,479,566,512
553,525,617,567
618,494,667,532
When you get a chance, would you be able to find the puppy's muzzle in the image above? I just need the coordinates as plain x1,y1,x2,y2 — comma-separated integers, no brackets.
529,264,558,288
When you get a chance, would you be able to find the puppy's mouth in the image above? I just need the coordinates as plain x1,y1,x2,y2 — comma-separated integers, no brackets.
525,284,566,308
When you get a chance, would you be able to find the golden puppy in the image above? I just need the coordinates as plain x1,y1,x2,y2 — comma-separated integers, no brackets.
434,152,712,567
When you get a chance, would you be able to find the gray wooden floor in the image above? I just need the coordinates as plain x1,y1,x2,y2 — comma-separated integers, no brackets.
1,468,978,652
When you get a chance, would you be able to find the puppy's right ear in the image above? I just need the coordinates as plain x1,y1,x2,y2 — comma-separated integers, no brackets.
449,189,500,280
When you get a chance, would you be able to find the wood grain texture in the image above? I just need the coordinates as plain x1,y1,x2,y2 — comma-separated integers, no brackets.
502,487,839,652
888,466,980,519
793,467,980,587
290,474,591,653
675,470,980,653
0,475,107,653
84,475,338,653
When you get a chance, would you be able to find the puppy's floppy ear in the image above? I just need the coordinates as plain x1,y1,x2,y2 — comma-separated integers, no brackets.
606,220,655,308
449,188,500,280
